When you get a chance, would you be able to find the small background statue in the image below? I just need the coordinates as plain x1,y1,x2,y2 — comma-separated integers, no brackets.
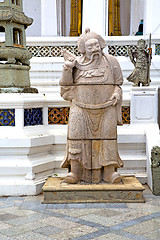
127,38,151,86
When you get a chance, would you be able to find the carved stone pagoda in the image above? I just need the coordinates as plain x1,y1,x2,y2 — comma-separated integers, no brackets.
0,0,37,93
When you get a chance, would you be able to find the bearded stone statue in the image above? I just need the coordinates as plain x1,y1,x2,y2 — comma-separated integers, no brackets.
60,28,124,184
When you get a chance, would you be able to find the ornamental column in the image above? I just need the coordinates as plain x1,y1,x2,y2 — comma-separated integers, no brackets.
70,0,82,36
108,0,121,36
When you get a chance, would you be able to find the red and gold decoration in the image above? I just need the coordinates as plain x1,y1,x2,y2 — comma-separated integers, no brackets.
109,0,121,36
70,0,82,36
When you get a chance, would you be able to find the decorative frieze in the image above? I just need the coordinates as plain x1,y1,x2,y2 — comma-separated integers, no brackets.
27,45,80,57
27,45,139,57
0,109,15,126
24,108,43,126
155,44,160,55
0,106,130,126
48,107,70,125
27,44,153,58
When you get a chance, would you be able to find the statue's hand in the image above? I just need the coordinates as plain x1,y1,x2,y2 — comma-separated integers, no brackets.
110,93,120,106
63,58,76,70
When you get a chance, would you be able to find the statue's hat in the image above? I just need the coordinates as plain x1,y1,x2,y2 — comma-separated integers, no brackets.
78,28,106,53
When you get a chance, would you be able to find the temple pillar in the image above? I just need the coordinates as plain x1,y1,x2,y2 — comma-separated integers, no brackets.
41,0,57,36
82,0,106,36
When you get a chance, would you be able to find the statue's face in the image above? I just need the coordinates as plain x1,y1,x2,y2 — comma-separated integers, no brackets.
85,39,101,60
138,42,145,50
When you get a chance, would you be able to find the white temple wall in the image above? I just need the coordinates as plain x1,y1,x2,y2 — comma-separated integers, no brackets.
23,0,42,37
144,0,160,36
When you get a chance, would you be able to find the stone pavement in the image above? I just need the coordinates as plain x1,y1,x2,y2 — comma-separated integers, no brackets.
0,186,160,240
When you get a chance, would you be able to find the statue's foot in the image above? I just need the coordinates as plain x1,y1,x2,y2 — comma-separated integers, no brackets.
103,166,121,184
65,172,79,184
110,172,121,184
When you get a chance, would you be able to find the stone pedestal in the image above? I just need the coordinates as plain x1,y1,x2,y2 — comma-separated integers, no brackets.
130,87,157,124
42,176,145,203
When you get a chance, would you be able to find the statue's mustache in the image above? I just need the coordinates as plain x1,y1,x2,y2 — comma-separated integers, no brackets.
75,52,101,70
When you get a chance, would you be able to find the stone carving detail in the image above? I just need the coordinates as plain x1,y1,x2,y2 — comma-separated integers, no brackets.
60,28,124,184
127,39,151,86
151,146,160,168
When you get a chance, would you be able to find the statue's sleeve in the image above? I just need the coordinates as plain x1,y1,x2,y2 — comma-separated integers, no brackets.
59,66,74,86
109,55,123,125
59,66,75,102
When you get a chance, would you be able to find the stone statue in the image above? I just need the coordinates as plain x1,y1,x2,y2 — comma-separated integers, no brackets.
60,28,124,184
127,39,151,86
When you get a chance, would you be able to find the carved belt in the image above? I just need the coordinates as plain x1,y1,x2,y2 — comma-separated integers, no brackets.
72,99,114,109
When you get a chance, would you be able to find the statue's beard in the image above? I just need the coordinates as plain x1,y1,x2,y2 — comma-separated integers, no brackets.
75,51,102,71
90,52,101,60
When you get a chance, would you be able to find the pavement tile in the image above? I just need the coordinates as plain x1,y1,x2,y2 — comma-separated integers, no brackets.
23,195,43,202
0,221,49,237
127,203,160,214
93,208,124,218
105,203,128,208
39,215,86,229
14,232,54,240
0,221,13,231
0,197,8,202
0,233,15,240
0,213,20,221
20,200,47,212
49,208,102,218
94,232,132,240
143,228,160,240
6,212,49,226
123,218,160,235
79,213,119,227
0,202,15,209
46,203,68,209
34,225,62,235
6,197,25,202
50,224,97,240
0,206,35,217
78,209,145,228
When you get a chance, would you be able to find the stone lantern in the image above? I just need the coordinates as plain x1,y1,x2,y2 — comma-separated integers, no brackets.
0,0,37,93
